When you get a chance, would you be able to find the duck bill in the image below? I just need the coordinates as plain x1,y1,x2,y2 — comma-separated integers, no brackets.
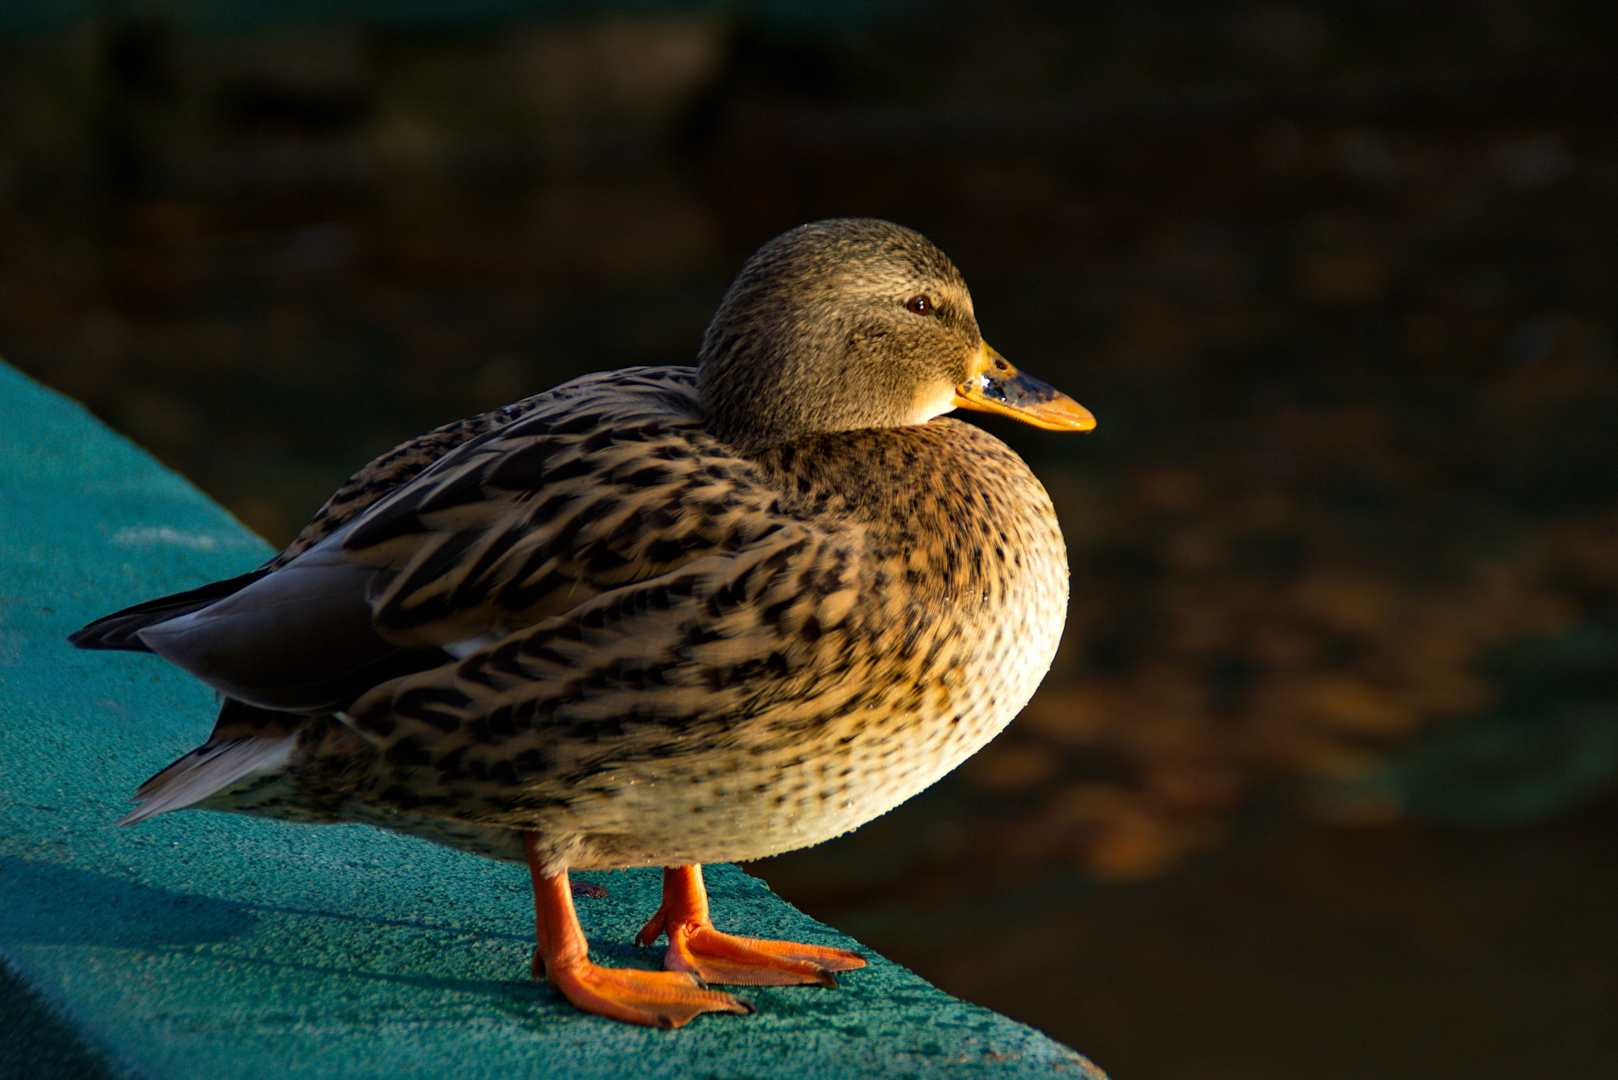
951,346,1096,432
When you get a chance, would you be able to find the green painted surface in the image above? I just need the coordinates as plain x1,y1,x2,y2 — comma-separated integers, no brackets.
0,360,1104,1080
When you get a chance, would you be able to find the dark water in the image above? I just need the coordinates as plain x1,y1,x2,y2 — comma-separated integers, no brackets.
3,6,1617,1076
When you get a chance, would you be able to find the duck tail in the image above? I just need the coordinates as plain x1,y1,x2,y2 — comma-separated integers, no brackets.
70,569,268,653
117,734,298,826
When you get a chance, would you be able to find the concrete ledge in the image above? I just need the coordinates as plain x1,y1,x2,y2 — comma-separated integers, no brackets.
0,360,1105,1079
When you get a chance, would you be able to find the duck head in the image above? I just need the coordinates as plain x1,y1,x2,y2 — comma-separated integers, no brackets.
697,217,1095,450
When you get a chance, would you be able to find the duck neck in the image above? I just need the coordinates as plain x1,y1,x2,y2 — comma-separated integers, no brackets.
696,312,934,452
746,423,1038,604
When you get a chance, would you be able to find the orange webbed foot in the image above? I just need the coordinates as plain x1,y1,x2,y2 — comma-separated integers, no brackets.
636,866,867,987
539,952,754,1028
525,836,753,1027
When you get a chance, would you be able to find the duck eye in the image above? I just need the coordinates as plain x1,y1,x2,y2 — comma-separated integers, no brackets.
904,295,933,316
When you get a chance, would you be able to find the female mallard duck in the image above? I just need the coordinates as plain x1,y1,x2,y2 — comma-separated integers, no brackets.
72,218,1094,1027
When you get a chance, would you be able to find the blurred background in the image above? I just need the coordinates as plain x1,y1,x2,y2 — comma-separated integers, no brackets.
3,0,1617,1076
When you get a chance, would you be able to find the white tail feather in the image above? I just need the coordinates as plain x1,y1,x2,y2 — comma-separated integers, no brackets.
118,734,298,826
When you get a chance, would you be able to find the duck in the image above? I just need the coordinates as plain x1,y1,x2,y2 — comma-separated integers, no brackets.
71,217,1095,1027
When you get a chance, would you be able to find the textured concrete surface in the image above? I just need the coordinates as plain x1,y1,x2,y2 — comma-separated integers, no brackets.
0,360,1105,1079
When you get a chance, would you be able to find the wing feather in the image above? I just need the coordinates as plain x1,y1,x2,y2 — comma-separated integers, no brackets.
341,518,893,830
335,368,791,650
101,367,805,713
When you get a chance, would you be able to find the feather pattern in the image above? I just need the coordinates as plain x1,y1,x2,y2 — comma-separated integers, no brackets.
77,217,1088,889
119,732,299,825
338,417,1065,870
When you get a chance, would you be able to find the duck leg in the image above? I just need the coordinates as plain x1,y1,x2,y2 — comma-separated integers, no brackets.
524,834,753,1027
636,865,867,987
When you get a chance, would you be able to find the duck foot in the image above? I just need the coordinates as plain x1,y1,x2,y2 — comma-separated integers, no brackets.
538,954,755,1028
526,835,752,1027
636,865,867,987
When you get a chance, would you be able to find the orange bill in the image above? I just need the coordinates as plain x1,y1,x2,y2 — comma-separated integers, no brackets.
952,345,1096,432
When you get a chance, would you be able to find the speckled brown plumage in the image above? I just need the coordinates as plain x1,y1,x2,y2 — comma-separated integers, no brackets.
71,217,1093,1024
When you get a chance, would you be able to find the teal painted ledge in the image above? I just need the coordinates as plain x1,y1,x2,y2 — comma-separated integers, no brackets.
0,360,1105,1080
